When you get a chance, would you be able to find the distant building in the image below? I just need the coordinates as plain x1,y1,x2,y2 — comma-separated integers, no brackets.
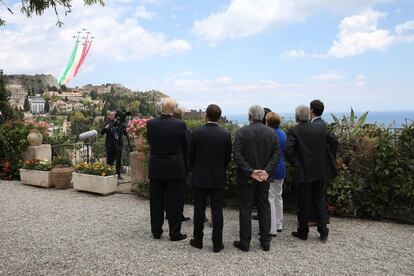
7,84,27,109
60,92,84,102
29,96,45,114
50,100,72,114
183,110,206,120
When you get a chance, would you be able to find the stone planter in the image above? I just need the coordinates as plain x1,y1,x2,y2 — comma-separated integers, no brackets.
50,166,73,189
130,151,148,193
20,169,53,188
27,130,43,146
72,173,117,196
134,135,144,152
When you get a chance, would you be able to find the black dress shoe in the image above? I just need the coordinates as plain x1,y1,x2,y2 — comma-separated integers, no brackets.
190,239,203,249
170,233,187,241
117,175,124,180
277,229,282,233
270,234,277,237
291,231,308,240
153,233,162,239
233,241,249,252
181,216,191,222
260,243,270,252
320,234,328,242
213,243,224,253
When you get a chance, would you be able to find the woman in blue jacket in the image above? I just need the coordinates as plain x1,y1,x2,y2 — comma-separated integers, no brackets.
265,112,287,236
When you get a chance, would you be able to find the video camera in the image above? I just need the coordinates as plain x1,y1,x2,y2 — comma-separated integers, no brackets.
115,108,131,124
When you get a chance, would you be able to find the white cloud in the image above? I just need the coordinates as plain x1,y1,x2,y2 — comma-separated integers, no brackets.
0,0,191,75
181,71,193,76
192,0,385,43
327,9,394,58
395,20,414,34
280,50,306,59
216,76,232,84
311,70,347,81
134,5,155,20
283,11,414,58
355,75,366,86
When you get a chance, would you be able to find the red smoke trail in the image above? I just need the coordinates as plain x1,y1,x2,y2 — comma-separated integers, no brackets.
73,39,93,78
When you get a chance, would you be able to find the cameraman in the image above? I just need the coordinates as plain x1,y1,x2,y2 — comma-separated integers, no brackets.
101,111,127,180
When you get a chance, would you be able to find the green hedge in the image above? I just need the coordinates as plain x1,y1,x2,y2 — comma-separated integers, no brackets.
0,120,29,179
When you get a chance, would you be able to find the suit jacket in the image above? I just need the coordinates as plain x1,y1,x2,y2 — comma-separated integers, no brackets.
190,123,232,189
101,120,127,148
312,116,338,178
146,114,188,180
286,121,338,183
233,122,280,186
312,117,326,126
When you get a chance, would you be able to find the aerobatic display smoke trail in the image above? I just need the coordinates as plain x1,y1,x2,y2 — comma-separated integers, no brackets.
58,29,94,86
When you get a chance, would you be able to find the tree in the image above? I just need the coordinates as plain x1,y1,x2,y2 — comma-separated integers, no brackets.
126,100,140,116
90,89,98,100
24,97,30,111
0,0,104,27
0,70,11,119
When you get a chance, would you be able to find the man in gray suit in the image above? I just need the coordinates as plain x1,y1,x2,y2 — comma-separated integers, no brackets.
233,105,280,252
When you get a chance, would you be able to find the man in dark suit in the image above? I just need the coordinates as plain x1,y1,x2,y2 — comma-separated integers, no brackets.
189,104,232,253
310,99,327,126
233,105,280,252
310,99,331,225
286,105,338,242
146,98,188,242
101,111,127,179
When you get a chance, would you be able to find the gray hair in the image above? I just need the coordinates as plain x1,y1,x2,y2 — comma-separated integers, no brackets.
248,105,265,122
295,105,310,123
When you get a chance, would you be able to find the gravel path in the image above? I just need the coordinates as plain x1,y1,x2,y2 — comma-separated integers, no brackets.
1,181,413,275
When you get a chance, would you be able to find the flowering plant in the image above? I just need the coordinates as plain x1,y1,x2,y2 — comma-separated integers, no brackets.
74,162,115,176
22,159,51,171
52,156,73,167
24,119,50,137
127,118,151,137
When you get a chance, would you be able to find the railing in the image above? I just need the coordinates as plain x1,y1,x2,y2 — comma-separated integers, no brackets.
51,136,134,175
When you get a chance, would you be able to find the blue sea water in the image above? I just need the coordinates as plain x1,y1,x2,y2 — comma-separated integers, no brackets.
225,111,414,128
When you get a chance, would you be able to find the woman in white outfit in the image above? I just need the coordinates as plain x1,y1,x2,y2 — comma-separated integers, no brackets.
265,112,287,236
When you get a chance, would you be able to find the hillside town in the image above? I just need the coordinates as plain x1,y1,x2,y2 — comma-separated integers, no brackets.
5,74,206,137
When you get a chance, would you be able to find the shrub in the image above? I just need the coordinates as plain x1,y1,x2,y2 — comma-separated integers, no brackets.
22,159,51,171
52,156,73,167
0,120,29,179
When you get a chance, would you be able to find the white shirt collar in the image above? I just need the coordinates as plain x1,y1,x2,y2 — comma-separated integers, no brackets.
207,121,218,125
311,116,321,123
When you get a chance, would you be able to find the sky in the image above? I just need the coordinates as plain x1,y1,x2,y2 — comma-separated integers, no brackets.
1,0,414,115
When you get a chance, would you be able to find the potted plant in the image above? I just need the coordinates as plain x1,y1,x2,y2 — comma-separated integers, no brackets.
24,120,50,146
20,159,53,187
50,156,73,189
72,162,117,196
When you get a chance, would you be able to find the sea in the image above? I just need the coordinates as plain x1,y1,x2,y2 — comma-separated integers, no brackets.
225,111,414,128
